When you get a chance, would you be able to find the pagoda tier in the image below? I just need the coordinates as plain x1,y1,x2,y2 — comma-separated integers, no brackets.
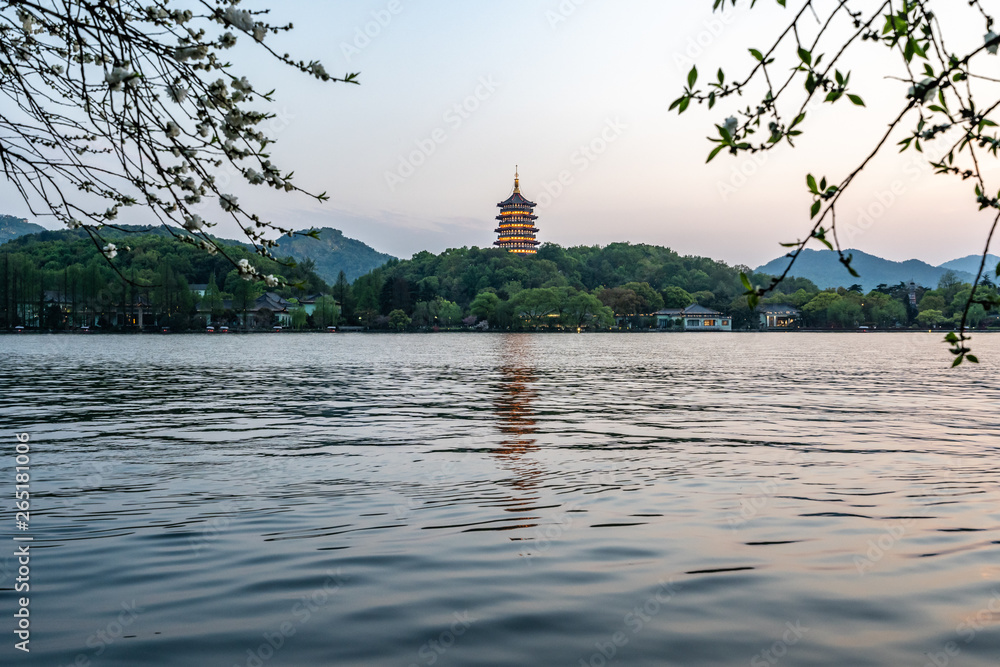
494,168,539,255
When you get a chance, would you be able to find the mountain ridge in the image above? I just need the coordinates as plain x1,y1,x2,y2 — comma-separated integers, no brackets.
0,215,45,244
1,220,395,283
272,227,395,283
754,248,988,290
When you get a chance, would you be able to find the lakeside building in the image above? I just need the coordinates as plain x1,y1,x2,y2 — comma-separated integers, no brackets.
194,291,335,328
655,304,732,331
758,305,801,329
494,167,539,254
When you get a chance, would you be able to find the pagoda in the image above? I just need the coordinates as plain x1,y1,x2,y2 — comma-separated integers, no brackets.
494,167,539,254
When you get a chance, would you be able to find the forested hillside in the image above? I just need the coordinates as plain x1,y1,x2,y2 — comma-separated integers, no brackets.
273,227,395,283
341,243,817,330
5,230,997,332
0,215,45,244
1,228,328,330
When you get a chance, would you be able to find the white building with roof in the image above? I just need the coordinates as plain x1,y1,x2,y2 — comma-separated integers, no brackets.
655,304,732,331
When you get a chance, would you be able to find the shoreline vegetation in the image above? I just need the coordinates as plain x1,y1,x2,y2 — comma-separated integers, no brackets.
4,328,994,335
3,226,999,334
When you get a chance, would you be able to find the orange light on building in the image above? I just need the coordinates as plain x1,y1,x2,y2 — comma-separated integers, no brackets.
494,166,539,255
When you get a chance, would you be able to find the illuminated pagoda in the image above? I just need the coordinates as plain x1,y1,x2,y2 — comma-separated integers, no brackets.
494,167,539,254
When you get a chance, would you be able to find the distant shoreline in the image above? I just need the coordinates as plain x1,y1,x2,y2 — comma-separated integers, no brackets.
3,328,995,335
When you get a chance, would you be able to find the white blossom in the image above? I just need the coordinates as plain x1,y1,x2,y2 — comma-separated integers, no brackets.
167,83,188,103
237,258,255,281
165,121,181,138
182,214,204,231
309,61,328,80
67,218,82,229
102,243,117,259
253,24,266,42
175,43,208,62
219,32,238,49
105,66,132,91
264,274,279,287
223,7,255,32
219,193,239,212
16,9,35,33
723,116,738,137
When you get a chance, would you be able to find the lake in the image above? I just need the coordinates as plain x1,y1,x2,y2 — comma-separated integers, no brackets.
1,332,999,666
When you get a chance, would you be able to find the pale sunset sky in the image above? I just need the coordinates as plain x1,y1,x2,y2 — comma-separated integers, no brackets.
9,1,1000,266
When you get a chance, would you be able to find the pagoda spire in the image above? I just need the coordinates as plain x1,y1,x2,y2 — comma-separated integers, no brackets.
513,166,520,194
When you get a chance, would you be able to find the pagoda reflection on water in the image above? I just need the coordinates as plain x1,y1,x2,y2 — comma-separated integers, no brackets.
494,166,539,254
493,335,543,493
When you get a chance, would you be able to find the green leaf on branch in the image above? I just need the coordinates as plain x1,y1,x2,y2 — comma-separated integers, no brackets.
806,173,818,193
687,66,698,88
847,94,865,106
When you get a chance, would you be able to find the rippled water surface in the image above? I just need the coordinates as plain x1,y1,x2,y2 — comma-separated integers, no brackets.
2,332,1000,666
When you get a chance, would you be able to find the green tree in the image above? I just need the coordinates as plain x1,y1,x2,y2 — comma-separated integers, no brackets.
225,270,264,329
802,292,841,327
918,293,947,314
313,296,341,328
828,298,862,329
291,307,308,330
436,298,462,327
332,270,355,319
563,292,614,329
470,291,501,323
203,273,224,321
863,292,907,328
661,286,694,308
917,310,946,328
510,288,562,329
597,287,640,323
388,309,411,331
621,282,664,313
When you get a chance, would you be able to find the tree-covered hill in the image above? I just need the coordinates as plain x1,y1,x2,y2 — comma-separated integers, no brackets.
344,242,818,330
1,227,329,330
937,254,1000,277
272,227,395,283
755,248,975,291
0,215,45,244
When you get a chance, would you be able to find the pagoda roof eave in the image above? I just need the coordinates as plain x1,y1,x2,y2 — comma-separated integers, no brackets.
496,192,537,207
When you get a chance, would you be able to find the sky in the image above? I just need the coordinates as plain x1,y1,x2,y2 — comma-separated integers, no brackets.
8,0,1000,267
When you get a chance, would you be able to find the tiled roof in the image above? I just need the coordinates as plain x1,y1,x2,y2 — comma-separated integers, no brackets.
655,304,726,317
682,304,720,315
758,304,801,315
497,191,537,208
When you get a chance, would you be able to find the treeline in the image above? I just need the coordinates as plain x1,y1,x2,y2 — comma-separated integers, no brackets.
1,228,328,330
337,244,1000,331
337,243,814,330
4,228,998,332
759,272,1000,329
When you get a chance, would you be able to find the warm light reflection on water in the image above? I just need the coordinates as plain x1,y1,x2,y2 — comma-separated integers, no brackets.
1,332,999,666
